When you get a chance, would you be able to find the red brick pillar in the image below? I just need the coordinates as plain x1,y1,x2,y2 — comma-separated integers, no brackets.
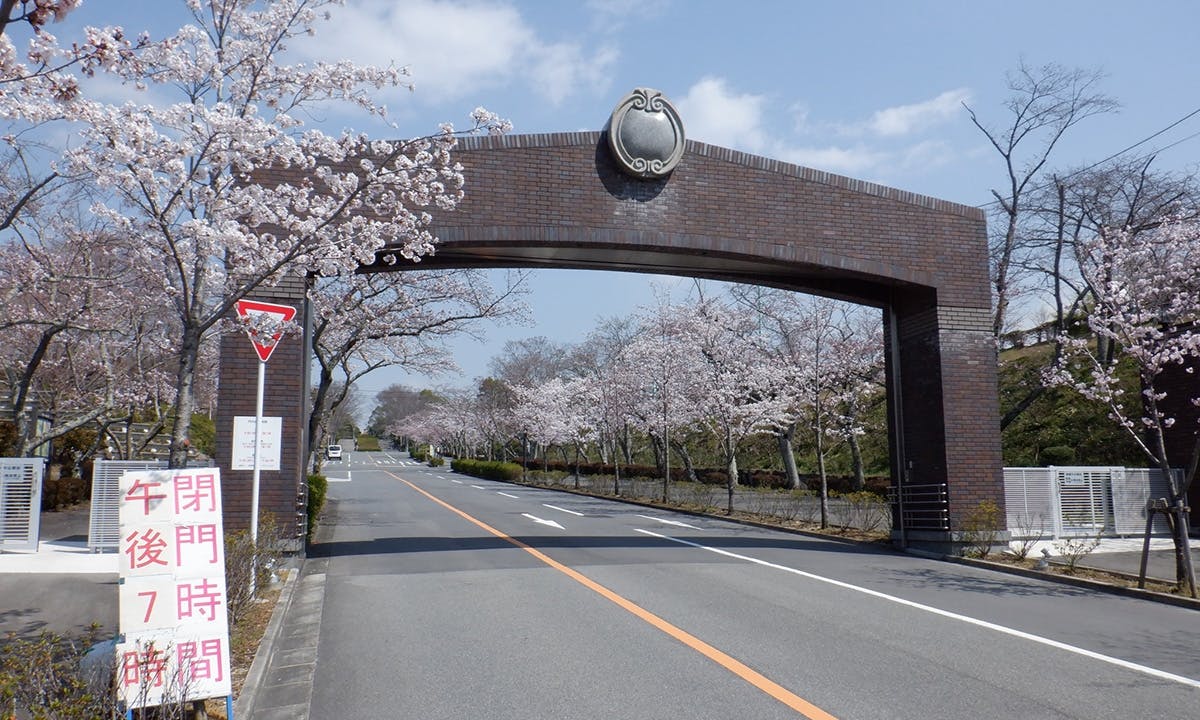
215,275,311,549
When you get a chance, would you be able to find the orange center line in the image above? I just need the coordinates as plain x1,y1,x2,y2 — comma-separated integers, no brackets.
388,471,838,720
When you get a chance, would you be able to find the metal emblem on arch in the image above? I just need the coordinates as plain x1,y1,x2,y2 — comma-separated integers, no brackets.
607,87,686,179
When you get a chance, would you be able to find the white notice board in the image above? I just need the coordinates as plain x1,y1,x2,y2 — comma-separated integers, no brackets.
230,416,282,471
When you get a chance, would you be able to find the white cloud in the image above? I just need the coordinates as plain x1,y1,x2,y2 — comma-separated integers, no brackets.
676,76,769,153
527,42,618,106
672,78,978,180
586,0,669,31
294,0,613,107
866,88,970,137
776,144,888,175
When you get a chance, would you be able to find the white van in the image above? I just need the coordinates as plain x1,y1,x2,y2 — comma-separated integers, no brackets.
326,444,343,460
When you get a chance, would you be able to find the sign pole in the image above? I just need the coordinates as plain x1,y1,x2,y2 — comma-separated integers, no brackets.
251,358,266,545
235,298,296,602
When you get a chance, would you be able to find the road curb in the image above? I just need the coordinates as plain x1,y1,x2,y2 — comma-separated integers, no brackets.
234,560,302,719
913,550,1200,611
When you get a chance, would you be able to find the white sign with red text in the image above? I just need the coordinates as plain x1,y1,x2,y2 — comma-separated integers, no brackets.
116,468,232,709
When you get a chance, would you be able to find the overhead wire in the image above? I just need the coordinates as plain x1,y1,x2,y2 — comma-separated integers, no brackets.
975,105,1200,209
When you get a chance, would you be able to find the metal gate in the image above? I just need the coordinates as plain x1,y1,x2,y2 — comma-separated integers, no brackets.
88,459,167,552
1004,465,1175,538
1056,467,1115,534
0,458,44,552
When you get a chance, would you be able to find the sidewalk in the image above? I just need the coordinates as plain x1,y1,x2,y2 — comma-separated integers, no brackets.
0,503,118,640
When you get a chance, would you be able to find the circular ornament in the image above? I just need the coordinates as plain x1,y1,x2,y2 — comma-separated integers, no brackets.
607,88,686,179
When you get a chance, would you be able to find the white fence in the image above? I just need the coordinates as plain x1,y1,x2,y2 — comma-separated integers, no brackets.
1004,466,1176,539
0,458,44,552
88,459,168,552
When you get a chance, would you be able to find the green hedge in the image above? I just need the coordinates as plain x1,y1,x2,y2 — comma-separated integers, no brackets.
355,435,381,451
428,455,445,467
450,458,523,482
306,474,328,542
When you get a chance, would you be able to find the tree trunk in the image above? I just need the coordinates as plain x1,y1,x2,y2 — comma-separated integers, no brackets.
621,423,633,465
650,433,665,477
573,443,581,490
848,432,865,492
726,450,738,515
670,438,700,484
816,426,829,528
167,326,201,470
777,422,800,490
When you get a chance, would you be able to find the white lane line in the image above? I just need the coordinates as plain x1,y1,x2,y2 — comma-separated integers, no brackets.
451,479,463,484
436,475,447,480
327,471,352,483
637,514,700,530
497,492,519,499
470,485,485,490
522,513,565,530
633,528,1200,689
544,503,584,517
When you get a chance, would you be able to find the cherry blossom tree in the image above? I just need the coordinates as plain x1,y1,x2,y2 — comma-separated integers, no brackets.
0,0,508,468
0,229,174,456
617,297,702,501
307,268,528,467
678,297,791,514
1046,218,1199,591
737,286,887,525
511,376,598,487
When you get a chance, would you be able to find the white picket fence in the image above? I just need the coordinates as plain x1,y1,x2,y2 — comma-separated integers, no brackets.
1004,466,1177,539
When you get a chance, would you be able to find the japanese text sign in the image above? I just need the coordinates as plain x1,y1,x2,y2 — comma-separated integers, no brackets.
116,469,232,708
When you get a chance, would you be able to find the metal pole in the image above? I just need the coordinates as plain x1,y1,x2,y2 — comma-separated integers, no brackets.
249,359,265,598
251,359,265,544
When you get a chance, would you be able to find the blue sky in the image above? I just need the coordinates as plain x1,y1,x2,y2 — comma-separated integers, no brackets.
52,1,1200,411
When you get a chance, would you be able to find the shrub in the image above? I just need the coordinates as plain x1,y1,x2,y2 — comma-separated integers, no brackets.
41,474,89,511
306,473,328,542
1053,535,1101,572
450,458,523,482
1040,445,1076,466
410,445,429,462
225,513,284,627
428,455,445,467
0,625,117,720
960,500,1003,558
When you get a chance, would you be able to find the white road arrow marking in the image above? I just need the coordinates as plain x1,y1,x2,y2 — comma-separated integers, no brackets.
544,503,584,517
637,514,699,530
497,492,519,499
522,513,564,530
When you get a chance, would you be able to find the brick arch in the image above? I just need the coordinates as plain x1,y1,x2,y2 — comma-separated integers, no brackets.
216,132,1005,552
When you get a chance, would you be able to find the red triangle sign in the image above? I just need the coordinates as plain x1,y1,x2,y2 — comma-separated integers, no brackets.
235,299,298,362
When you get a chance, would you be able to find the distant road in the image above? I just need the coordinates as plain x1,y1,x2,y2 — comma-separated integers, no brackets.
306,450,1200,719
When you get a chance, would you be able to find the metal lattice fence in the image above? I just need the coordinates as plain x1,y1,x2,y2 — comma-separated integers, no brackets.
1004,466,1176,539
0,458,44,552
88,459,167,552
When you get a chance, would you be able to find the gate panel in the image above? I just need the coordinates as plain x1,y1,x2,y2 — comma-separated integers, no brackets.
0,458,44,552
89,459,167,551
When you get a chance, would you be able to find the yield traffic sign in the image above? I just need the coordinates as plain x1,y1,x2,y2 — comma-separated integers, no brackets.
234,299,297,362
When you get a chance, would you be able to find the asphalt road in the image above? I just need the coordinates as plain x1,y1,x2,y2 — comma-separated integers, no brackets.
305,451,1200,719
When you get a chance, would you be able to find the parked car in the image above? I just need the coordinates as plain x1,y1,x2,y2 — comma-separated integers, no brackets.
326,444,343,460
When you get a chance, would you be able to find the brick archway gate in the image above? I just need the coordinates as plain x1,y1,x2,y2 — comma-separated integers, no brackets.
215,132,1005,552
